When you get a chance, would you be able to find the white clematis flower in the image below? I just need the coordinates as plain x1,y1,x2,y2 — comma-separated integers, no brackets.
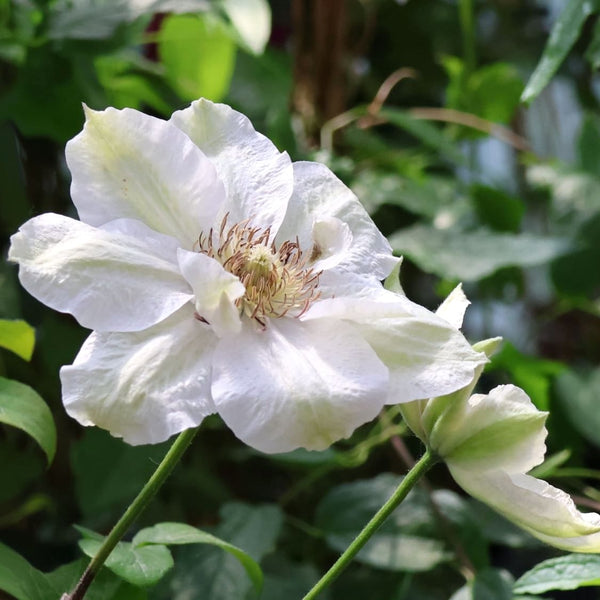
401,288,600,552
9,99,486,453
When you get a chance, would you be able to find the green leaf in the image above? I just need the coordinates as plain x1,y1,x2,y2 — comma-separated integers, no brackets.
219,0,271,54
585,15,600,68
351,171,470,220
0,442,44,504
490,342,565,411
577,113,600,177
259,556,326,600
444,57,523,126
471,185,524,233
527,163,600,227
388,225,570,281
315,474,450,572
451,568,513,600
0,377,56,465
378,108,466,164
0,493,53,528
47,0,211,40
555,368,600,448
0,318,35,360
0,542,54,600
429,490,490,571
71,428,169,520
45,558,148,600
79,538,174,587
467,501,538,549
133,522,263,592
158,13,236,102
513,554,600,594
156,503,282,600
521,0,597,104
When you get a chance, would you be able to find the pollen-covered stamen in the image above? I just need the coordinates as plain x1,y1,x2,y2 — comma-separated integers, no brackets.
197,215,321,323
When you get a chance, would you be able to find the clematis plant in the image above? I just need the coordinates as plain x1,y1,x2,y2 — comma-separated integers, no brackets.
303,288,600,600
401,287,600,553
9,98,485,453
9,99,488,598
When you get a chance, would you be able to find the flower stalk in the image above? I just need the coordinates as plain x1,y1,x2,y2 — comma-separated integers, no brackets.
62,426,199,600
302,449,437,600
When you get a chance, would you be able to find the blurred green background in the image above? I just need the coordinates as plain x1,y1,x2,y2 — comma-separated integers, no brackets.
3,0,600,598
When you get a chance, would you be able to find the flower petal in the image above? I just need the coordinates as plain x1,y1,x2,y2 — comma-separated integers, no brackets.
211,318,389,453
277,162,398,287
61,305,216,445
432,385,548,473
435,284,469,329
66,105,226,247
9,214,193,332
170,98,293,234
177,248,245,337
448,467,600,552
309,216,353,271
305,289,487,403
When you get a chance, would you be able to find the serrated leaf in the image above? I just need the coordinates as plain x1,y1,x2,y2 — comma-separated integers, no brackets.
133,522,263,592
514,554,600,594
388,225,570,281
79,538,173,587
521,0,597,104
0,542,54,600
0,319,34,360
219,0,271,54
315,474,450,572
0,377,56,465
158,13,236,102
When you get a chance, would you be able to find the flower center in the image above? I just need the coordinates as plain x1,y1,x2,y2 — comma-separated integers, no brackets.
196,215,321,325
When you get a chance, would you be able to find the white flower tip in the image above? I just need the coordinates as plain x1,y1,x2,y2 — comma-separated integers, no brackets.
82,103,98,119
383,257,404,294
435,284,470,329
473,336,503,358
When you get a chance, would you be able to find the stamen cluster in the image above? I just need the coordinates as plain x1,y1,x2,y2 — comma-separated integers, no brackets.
197,215,321,325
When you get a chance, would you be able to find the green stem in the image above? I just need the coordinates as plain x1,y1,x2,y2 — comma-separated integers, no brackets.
302,449,437,600
62,426,200,600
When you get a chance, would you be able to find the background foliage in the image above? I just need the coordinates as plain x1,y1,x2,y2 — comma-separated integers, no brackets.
2,0,600,598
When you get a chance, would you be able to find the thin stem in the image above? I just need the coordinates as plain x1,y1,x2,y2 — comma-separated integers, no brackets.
62,426,200,600
302,449,437,600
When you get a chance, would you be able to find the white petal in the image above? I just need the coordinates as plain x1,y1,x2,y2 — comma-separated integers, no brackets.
435,284,469,329
431,385,548,473
211,318,388,453
9,214,192,332
309,216,353,271
449,467,600,552
61,305,216,445
277,162,398,285
170,98,293,234
305,289,487,403
66,106,226,247
177,249,245,337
